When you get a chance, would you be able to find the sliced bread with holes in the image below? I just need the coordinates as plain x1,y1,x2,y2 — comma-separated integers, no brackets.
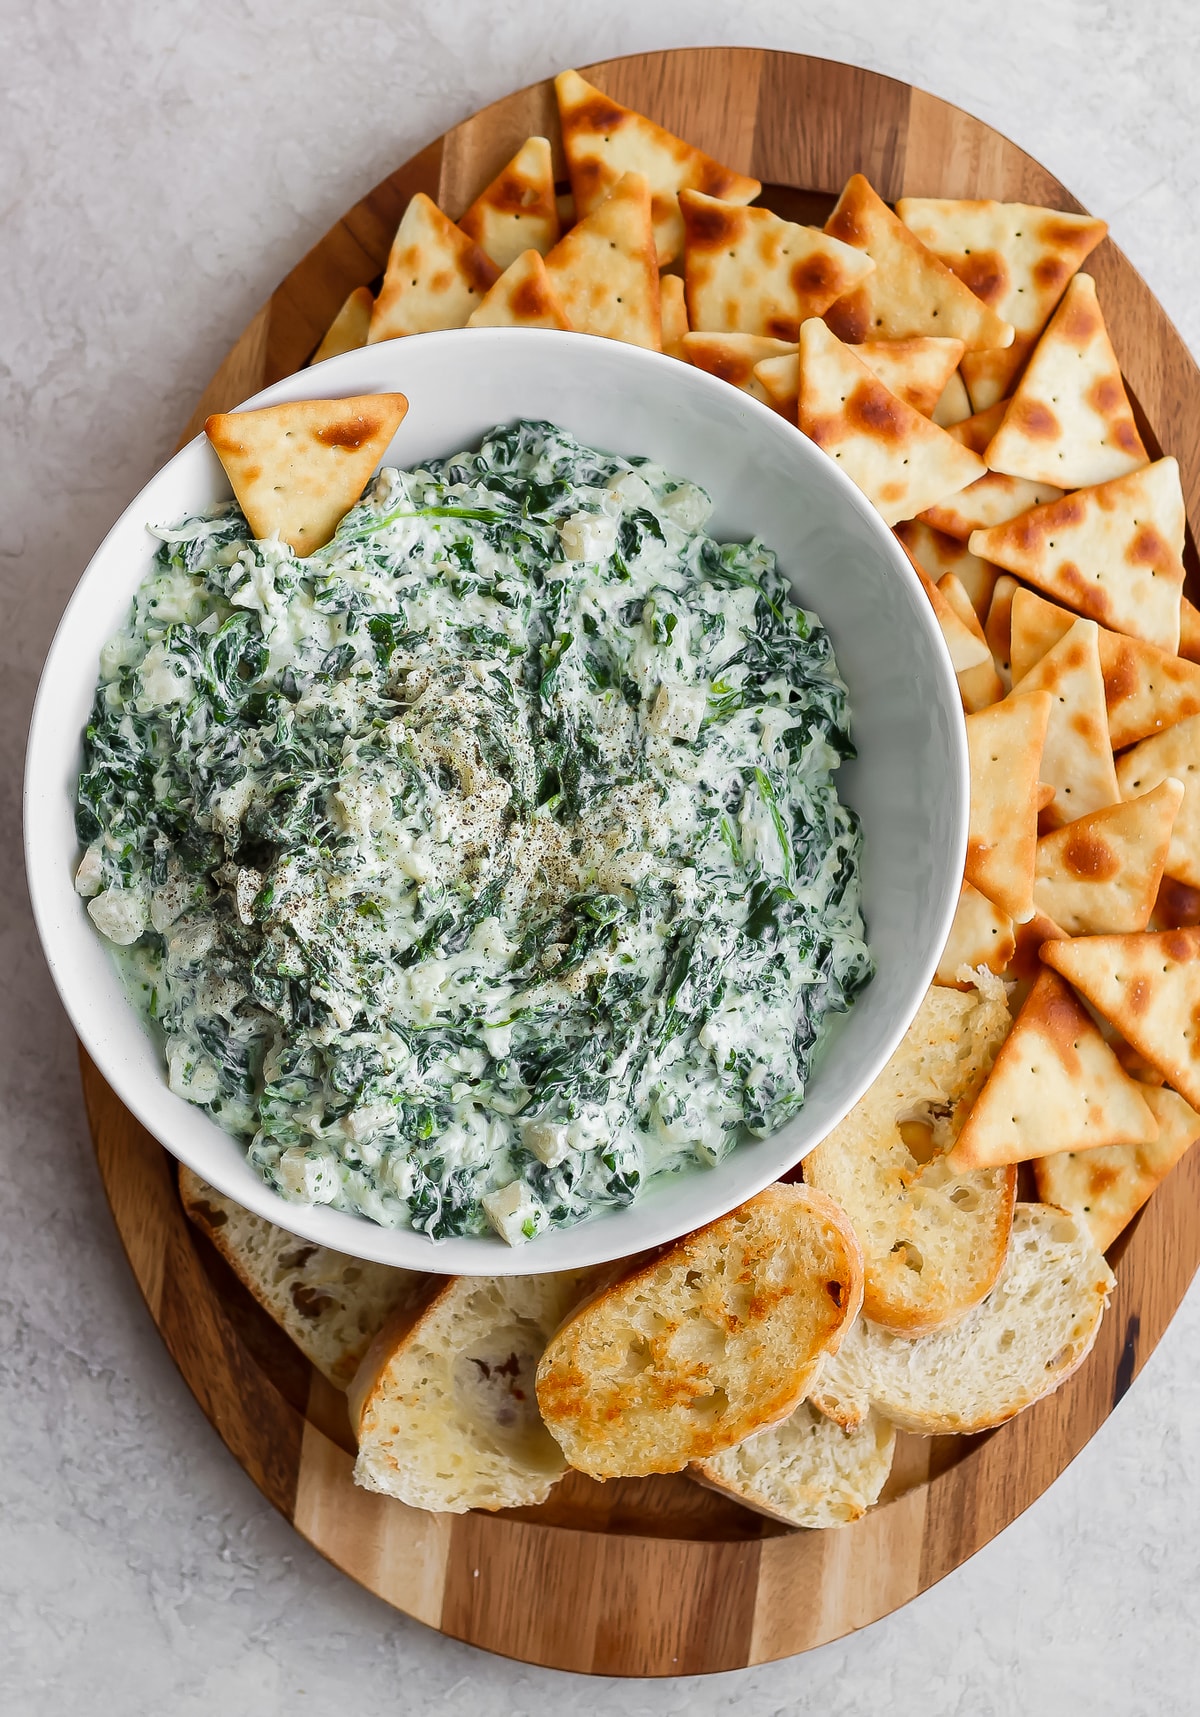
809,1203,1115,1435
803,977,1016,1335
349,1270,599,1512
179,1167,428,1388
692,1402,896,1528
535,1184,864,1479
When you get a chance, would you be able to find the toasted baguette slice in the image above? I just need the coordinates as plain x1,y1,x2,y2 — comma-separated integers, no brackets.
692,1402,895,1529
810,1204,1114,1435
179,1168,427,1388
804,979,1016,1334
535,1185,863,1479
349,1270,597,1512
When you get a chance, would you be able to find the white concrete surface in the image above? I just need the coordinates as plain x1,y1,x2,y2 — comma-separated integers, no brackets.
3,3,1197,1711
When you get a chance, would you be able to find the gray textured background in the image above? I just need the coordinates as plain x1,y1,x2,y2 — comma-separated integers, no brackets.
4,3,1198,1712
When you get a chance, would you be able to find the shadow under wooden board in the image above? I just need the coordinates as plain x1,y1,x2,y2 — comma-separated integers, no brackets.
84,48,1200,1678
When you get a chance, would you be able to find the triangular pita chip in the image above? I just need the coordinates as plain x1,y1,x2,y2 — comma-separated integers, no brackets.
895,199,1107,411
905,559,992,672
682,332,795,408
798,320,986,526
824,174,1014,353
466,249,572,329
919,403,1063,540
311,286,374,365
205,394,409,557
660,273,689,360
935,881,1016,985
555,69,760,266
969,459,1186,651
894,520,999,619
947,969,1158,1169
1008,586,1077,684
458,136,560,271
1181,597,1200,665
754,338,963,421
964,690,1052,921
1007,906,1069,1002
1034,780,1184,935
1116,716,1200,888
984,574,1019,684
1042,927,1200,1108
939,573,1005,710
368,194,499,343
1010,618,1121,827
932,369,973,426
753,351,799,415
681,191,873,340
1034,1082,1200,1252
982,274,1147,487
544,173,662,350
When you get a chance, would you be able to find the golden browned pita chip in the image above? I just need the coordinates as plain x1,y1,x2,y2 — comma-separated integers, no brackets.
205,394,409,557
982,274,1147,487
969,459,1186,652
910,562,992,673
459,136,560,270
1104,630,1200,750
1034,1082,1200,1252
919,403,1063,540
938,573,1005,710
660,273,689,360
984,573,1019,685
1042,927,1200,1108
555,69,760,266
681,191,873,340
932,369,973,427
1006,906,1069,998
895,520,999,619
964,690,1052,921
947,969,1158,1170
895,199,1108,412
1008,586,1075,684
311,286,374,365
1034,780,1184,935
935,881,1015,985
753,339,962,420
752,351,799,414
544,173,661,350
1116,717,1200,888
368,194,499,343
798,320,986,526
682,332,794,407
466,249,572,329
824,175,1014,353
1152,875,1200,931
1010,618,1121,827
1037,783,1057,811
1181,597,1200,665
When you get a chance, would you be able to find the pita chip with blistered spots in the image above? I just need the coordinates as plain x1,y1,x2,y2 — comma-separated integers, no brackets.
894,520,999,619
311,286,374,365
466,249,572,329
797,320,986,526
982,274,1147,488
1034,780,1184,935
963,690,1052,922
544,172,661,350
1034,1082,1200,1253
1116,715,1200,889
1042,927,1200,1109
681,192,873,341
1010,616,1121,828
935,881,1016,985
555,69,760,266
660,273,689,359
369,193,500,342
682,332,795,407
823,174,1014,353
895,199,1108,412
969,458,1186,653
918,402,1063,540
938,572,1005,710
947,969,1159,1170
459,136,560,271
205,394,409,557
754,338,964,423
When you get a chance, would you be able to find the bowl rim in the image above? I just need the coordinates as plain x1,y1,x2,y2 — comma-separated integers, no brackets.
25,326,968,1273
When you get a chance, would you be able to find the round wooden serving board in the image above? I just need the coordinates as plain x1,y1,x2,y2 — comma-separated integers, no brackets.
85,48,1200,1678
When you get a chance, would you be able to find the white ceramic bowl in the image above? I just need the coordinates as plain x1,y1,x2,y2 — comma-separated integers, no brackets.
26,328,967,1273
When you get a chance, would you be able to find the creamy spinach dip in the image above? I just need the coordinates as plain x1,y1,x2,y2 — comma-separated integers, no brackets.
76,421,871,1244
